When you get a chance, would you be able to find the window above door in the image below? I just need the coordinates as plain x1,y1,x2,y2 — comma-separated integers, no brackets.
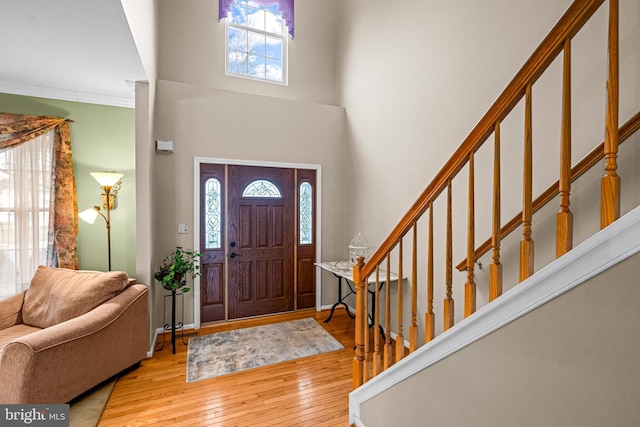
242,179,282,198
224,0,288,84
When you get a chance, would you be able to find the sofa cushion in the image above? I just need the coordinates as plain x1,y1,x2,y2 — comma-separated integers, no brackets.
21,267,129,329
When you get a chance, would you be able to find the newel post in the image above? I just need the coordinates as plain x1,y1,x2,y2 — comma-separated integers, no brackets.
353,256,366,389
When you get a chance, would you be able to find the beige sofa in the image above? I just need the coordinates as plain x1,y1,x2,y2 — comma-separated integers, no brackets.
0,266,149,404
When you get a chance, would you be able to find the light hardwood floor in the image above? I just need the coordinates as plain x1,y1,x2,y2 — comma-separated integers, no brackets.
100,308,355,426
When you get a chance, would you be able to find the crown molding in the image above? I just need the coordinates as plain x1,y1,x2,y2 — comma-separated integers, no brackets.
0,81,135,108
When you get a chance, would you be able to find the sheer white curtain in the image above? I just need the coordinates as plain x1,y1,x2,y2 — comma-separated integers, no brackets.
0,130,54,298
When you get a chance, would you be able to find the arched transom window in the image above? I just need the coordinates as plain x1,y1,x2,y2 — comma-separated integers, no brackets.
242,179,282,198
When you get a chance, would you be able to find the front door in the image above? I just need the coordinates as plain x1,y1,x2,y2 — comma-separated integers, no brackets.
227,165,295,319
199,163,315,323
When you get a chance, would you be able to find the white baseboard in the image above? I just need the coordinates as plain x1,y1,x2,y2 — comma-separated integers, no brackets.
147,323,196,358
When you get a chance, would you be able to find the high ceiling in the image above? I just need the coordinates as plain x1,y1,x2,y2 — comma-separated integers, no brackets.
0,0,147,108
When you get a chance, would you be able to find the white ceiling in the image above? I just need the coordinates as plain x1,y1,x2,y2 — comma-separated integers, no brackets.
0,0,147,108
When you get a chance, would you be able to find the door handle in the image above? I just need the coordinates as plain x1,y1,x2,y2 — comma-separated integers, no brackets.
229,252,242,258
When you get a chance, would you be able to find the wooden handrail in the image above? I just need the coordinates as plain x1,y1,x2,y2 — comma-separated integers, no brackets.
456,110,640,271
360,0,605,279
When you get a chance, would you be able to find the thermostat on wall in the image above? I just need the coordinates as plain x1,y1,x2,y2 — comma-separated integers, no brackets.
156,140,174,152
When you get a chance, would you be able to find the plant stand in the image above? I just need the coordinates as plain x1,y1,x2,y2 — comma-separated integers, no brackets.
154,290,187,354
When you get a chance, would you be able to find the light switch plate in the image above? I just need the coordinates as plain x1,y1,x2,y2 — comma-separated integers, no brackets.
177,224,189,234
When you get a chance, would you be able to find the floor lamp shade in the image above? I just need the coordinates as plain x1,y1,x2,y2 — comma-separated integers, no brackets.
90,172,123,188
79,207,100,224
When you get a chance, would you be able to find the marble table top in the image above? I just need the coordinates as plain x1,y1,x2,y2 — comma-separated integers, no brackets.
315,260,402,284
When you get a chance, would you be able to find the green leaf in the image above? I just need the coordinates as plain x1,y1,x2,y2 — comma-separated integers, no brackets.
154,246,201,292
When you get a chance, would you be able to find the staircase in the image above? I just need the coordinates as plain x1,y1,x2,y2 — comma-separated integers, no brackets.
349,0,640,424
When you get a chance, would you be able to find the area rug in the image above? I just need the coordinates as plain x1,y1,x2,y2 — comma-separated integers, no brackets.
68,376,117,427
186,318,344,383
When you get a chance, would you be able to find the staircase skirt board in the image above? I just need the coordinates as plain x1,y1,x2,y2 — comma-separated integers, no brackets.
349,205,640,426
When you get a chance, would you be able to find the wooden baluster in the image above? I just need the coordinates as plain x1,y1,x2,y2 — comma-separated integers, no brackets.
410,223,418,352
601,0,620,228
425,202,435,342
352,257,365,389
490,121,503,301
444,181,454,330
396,240,405,362
373,265,382,376
363,271,370,383
384,256,392,369
557,38,574,257
465,152,476,317
520,83,535,281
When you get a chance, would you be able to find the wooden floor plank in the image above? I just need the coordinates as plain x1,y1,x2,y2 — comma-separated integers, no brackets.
99,309,355,426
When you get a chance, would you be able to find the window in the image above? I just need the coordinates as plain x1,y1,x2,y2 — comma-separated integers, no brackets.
205,178,222,249
0,131,54,297
226,0,287,83
242,179,282,198
299,181,312,245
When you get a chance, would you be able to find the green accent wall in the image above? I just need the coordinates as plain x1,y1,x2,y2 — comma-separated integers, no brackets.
0,93,136,277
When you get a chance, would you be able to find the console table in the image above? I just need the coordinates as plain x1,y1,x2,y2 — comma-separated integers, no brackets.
315,261,402,330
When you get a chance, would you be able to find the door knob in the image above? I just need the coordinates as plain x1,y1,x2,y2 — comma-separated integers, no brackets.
229,252,241,258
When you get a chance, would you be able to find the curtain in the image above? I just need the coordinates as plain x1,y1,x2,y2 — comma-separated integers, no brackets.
0,131,53,295
0,113,78,297
219,0,295,38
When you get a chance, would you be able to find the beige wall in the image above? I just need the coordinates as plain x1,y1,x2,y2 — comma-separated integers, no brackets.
336,0,640,339
360,251,640,427
151,79,346,327
156,0,339,106
145,0,346,331
134,81,157,347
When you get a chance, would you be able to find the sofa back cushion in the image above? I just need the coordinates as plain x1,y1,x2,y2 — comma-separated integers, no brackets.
22,266,129,328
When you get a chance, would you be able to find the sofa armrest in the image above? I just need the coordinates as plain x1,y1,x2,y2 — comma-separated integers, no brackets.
0,291,25,331
0,284,149,404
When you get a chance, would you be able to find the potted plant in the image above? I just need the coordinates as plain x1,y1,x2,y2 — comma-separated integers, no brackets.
154,246,201,293
154,246,201,354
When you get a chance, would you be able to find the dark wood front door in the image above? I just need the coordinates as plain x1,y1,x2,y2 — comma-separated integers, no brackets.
227,165,295,319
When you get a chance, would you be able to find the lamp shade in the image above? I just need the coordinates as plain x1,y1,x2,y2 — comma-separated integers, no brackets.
79,207,99,224
90,172,123,188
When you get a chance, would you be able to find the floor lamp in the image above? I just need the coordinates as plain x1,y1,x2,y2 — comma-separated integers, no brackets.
79,172,123,271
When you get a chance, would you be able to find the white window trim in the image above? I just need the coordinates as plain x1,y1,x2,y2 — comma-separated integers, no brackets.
224,6,289,86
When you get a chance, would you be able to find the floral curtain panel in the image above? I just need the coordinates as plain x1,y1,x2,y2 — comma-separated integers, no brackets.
0,113,79,270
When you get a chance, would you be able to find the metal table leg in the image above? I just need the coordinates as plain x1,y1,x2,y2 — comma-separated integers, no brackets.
324,275,355,323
